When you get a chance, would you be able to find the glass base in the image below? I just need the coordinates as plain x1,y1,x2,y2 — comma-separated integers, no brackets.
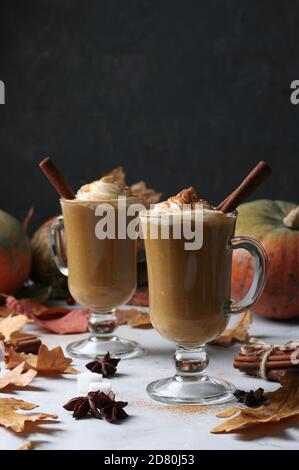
146,374,235,405
66,335,144,360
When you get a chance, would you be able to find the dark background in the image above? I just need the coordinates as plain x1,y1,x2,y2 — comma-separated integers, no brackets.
0,0,298,232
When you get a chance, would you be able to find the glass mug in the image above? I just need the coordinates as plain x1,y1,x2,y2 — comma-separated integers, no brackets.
140,209,267,405
50,198,144,360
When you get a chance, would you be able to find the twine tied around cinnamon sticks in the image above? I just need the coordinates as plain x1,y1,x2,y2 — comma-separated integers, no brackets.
234,337,299,381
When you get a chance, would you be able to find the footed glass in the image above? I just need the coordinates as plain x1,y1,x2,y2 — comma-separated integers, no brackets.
141,210,268,405
50,199,144,360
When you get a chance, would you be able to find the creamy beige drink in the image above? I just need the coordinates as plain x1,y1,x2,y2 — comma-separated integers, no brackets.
61,176,137,312
141,188,236,347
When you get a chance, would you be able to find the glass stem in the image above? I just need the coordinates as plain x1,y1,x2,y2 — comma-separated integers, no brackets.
174,346,209,378
88,309,117,339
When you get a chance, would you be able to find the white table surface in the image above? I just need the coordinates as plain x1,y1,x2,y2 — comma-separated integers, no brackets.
1,309,299,450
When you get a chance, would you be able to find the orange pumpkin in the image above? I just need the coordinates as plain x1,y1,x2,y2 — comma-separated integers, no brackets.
0,210,32,294
232,200,299,320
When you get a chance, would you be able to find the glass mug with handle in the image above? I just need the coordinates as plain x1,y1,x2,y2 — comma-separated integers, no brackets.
140,208,267,404
50,197,144,360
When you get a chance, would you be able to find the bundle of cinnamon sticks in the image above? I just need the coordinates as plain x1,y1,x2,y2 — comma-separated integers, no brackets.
234,340,299,382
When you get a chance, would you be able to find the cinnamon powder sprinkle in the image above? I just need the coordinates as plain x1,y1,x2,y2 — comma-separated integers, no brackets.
134,399,225,415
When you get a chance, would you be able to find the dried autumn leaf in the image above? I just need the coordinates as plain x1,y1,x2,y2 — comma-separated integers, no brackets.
5,344,78,375
34,307,89,334
0,295,89,334
0,295,46,318
104,167,162,208
0,304,10,318
210,311,252,347
18,441,33,450
0,362,37,390
116,309,152,328
104,166,126,185
211,369,299,434
131,181,162,208
0,315,30,341
127,288,149,307
23,207,34,232
0,397,58,433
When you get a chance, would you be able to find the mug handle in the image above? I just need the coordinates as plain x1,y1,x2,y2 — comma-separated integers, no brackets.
50,215,68,276
227,236,268,314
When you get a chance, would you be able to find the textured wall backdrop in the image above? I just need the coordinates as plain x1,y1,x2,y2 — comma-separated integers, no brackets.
0,0,298,231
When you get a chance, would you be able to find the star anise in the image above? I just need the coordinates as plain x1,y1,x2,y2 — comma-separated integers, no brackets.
234,387,270,408
93,391,128,423
63,394,96,419
63,391,128,423
86,352,120,377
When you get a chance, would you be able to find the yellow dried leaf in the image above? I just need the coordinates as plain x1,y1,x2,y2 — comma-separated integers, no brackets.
210,311,252,347
0,397,58,433
18,441,33,450
211,369,299,433
5,344,78,375
0,362,37,390
0,315,30,342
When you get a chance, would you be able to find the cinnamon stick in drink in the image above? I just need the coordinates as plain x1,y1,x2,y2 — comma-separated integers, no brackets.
39,157,75,200
217,161,272,213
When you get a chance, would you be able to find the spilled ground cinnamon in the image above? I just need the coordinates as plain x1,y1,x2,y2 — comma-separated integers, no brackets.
217,161,272,213
39,157,75,200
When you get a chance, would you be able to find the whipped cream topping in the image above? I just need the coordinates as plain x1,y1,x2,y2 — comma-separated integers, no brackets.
152,187,216,213
76,175,132,201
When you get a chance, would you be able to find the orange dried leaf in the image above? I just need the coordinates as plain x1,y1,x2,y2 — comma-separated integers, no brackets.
211,369,299,434
116,309,152,328
0,315,30,342
0,362,37,390
5,348,38,370
5,344,78,375
0,397,58,433
210,311,252,347
104,166,126,185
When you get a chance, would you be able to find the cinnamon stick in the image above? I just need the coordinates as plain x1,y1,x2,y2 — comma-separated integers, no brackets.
234,353,298,363
217,161,272,212
234,360,295,369
39,157,75,200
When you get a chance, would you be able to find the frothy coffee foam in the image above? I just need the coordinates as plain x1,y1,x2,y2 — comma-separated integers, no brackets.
152,187,221,215
76,175,132,201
